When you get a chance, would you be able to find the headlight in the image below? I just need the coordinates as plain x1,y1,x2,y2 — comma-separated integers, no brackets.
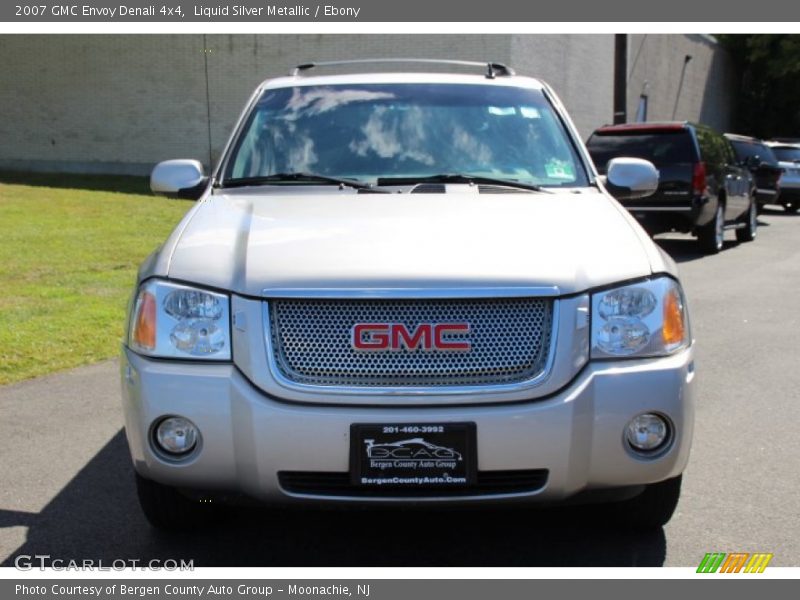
128,280,231,360
591,277,689,359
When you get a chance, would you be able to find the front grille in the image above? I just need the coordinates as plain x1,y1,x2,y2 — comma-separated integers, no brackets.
268,298,554,387
278,470,549,497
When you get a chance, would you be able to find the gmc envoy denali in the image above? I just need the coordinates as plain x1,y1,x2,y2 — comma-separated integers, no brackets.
121,60,695,531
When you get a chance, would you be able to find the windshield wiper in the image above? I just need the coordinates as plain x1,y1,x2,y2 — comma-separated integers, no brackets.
222,172,378,191
376,174,548,192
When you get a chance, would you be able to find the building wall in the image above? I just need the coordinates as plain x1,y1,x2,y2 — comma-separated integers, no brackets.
626,34,735,131
0,35,210,174
0,34,734,176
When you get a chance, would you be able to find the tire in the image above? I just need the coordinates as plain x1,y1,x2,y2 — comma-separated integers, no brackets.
736,198,757,243
607,475,683,531
698,203,724,254
135,472,215,530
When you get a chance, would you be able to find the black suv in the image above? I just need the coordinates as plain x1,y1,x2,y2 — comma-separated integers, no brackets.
586,122,756,254
724,134,782,211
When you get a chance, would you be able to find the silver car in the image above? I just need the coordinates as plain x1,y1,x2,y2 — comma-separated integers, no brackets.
121,60,695,531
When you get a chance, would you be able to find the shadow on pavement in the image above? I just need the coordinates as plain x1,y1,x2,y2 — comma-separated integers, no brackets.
654,237,721,264
2,430,666,567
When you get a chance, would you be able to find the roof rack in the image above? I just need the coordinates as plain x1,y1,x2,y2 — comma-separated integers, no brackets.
290,59,516,79
595,122,688,134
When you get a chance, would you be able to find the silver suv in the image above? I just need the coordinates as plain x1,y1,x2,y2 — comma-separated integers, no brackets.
122,60,695,531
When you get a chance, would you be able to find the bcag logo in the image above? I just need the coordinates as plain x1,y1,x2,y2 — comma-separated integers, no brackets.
352,323,471,352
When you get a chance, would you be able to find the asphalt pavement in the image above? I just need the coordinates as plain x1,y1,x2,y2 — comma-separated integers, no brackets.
1,208,798,567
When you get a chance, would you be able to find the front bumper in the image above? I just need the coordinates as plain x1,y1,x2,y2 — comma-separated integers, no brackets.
120,345,695,505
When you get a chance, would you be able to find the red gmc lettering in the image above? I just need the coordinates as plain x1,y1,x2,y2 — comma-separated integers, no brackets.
352,323,471,351
352,324,390,350
434,323,471,350
392,323,431,350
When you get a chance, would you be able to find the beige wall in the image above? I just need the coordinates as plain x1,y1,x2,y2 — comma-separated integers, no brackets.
0,34,734,175
1,35,209,173
627,34,735,131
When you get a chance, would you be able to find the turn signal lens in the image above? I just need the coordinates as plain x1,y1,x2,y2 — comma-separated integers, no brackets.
663,287,686,348
132,291,156,350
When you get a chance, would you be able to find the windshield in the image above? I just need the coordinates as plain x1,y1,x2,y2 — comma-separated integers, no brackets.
731,140,778,166
771,146,800,162
223,83,588,188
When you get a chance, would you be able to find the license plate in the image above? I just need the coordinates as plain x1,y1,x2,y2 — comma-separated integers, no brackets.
350,422,476,488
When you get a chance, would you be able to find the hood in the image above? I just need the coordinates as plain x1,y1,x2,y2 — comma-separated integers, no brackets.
165,188,657,297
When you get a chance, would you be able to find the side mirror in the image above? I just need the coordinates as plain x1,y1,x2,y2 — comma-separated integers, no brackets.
150,159,208,200
604,157,659,200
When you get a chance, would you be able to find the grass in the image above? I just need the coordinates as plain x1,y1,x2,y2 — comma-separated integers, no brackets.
0,172,191,385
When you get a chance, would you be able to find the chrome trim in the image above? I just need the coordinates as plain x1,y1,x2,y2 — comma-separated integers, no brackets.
261,286,560,299
261,299,561,397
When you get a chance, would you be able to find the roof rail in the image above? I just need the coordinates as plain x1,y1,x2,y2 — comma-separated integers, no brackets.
290,59,516,79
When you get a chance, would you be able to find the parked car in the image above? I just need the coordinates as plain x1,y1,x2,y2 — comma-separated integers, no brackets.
122,60,694,532
586,122,757,253
765,141,800,213
724,134,782,212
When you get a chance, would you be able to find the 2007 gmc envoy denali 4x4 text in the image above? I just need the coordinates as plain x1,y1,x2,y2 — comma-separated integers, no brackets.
121,60,695,531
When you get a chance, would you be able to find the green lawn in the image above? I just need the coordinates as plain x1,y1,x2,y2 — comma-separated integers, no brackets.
0,172,191,385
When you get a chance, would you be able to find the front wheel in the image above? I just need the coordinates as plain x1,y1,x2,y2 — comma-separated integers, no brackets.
698,203,724,254
736,199,757,243
135,472,216,530
607,475,683,530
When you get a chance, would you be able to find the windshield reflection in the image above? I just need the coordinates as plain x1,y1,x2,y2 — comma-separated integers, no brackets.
226,83,587,187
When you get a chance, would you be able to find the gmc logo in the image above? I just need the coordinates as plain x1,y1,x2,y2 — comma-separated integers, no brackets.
352,323,471,352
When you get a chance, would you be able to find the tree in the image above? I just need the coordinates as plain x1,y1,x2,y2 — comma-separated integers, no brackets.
717,34,800,139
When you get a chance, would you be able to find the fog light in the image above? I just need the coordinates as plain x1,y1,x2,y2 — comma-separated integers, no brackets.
625,413,669,452
155,416,198,455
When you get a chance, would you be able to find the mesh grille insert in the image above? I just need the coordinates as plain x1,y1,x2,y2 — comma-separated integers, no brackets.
268,298,553,387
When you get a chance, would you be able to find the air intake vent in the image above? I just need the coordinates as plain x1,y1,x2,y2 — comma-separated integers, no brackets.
478,185,534,194
410,183,447,194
